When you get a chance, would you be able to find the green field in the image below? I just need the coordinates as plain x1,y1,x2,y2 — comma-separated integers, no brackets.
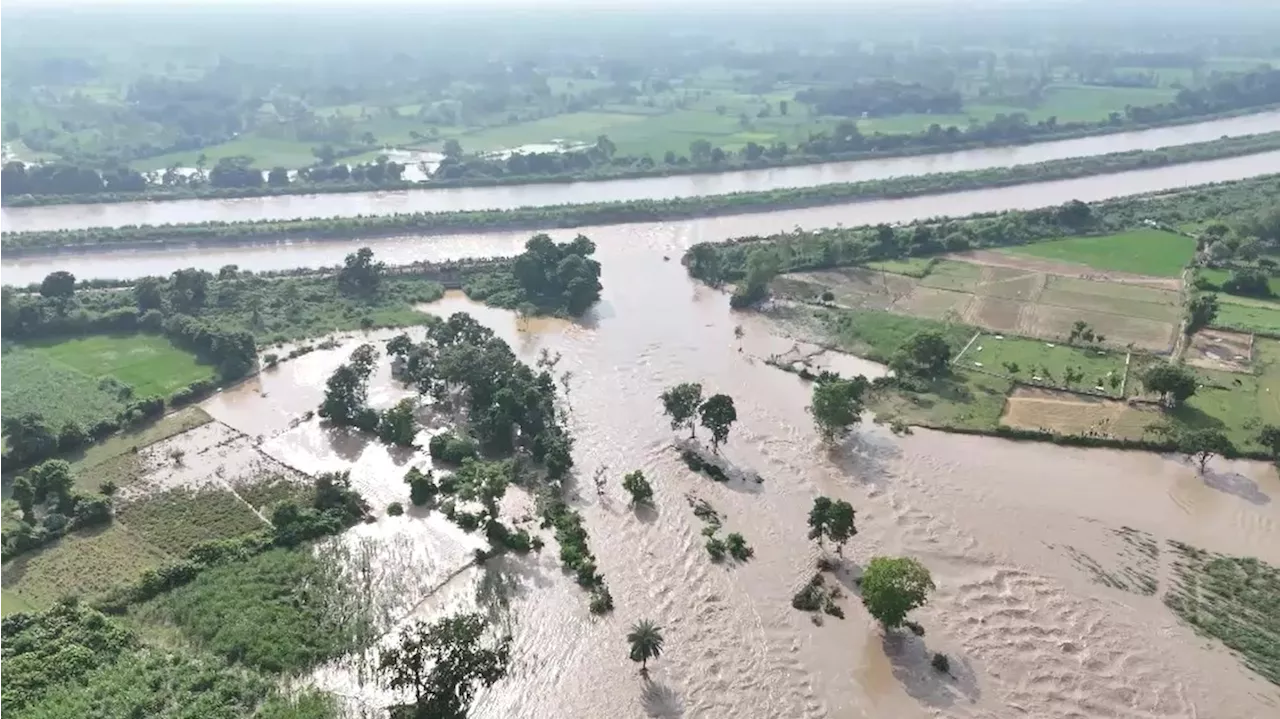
1,524,173,609
818,306,975,364
2,334,214,430
1001,229,1196,277
961,335,1128,396
863,257,937,278
1212,296,1280,336
1198,267,1280,296
115,488,269,555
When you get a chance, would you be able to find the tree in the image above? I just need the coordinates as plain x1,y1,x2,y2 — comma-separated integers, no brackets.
319,345,378,425
1259,424,1280,461
378,398,417,447
594,134,616,160
29,459,74,508
809,374,869,443
134,276,165,312
1140,363,1198,407
807,497,857,554
890,331,952,379
378,613,511,718
338,247,384,296
12,475,36,522
168,268,209,312
689,139,713,164
442,139,464,159
860,556,935,629
626,619,665,677
660,383,703,438
622,470,654,507
2,413,58,466
1186,293,1219,333
1178,428,1234,472
39,271,76,300
698,394,737,452
267,166,290,186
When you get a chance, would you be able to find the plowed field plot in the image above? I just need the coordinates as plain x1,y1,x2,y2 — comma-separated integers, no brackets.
1186,329,1254,374
1000,386,1159,439
773,258,1180,350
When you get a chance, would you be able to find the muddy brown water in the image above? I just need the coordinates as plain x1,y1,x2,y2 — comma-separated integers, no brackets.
197,270,1279,717
6,150,1280,286
3,111,1280,233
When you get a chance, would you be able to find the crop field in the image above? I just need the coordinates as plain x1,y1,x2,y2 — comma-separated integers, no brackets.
774,258,1180,351
70,407,213,493
999,229,1196,277
1,525,173,609
1197,268,1280,296
115,488,268,555
33,334,214,396
1000,386,1160,439
1184,329,1254,374
2,334,215,431
959,335,1129,396
1211,295,1280,336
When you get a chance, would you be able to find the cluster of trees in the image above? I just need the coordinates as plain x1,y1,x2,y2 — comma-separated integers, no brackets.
379,613,512,718
2,460,114,560
463,234,603,316
659,382,739,452
889,331,953,380
795,81,963,117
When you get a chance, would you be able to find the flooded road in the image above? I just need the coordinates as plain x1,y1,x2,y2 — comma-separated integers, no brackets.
193,233,1280,718
6,149,1280,285
4,110,1279,233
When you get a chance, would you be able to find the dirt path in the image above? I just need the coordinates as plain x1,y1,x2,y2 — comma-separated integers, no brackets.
949,250,1183,291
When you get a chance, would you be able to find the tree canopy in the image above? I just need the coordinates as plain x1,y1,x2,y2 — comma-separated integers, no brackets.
626,619,665,675
698,394,738,452
660,382,704,437
807,496,858,554
890,331,953,379
809,372,870,443
378,613,511,719
1140,363,1198,406
860,556,936,629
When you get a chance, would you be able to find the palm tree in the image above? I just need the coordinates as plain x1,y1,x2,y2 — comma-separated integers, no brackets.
627,619,665,678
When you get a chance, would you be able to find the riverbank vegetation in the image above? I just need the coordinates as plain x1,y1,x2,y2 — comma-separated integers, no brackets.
6,133,1280,255
5,3,1279,205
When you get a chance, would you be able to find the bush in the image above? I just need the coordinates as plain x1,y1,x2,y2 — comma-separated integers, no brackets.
679,448,729,482
792,574,825,611
387,502,404,516
931,652,950,674
705,536,728,562
621,469,654,506
725,532,753,561
404,467,438,506
428,431,480,464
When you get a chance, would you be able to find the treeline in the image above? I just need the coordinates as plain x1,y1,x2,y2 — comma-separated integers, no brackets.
794,80,963,117
6,132,1279,255
1,155,408,200
683,174,1280,287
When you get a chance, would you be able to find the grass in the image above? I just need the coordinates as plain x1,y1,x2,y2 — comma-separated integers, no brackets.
115,488,268,555
1001,229,1196,277
1212,296,1280,336
1164,543,1280,686
132,136,325,171
871,369,1014,431
0,524,172,611
818,306,975,364
1175,367,1262,450
962,335,1128,396
1197,267,1280,296
862,257,937,278
0,348,128,429
132,548,365,674
31,334,215,397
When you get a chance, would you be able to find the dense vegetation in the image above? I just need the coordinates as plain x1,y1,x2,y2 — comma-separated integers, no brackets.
6,133,1280,254
4,3,1279,204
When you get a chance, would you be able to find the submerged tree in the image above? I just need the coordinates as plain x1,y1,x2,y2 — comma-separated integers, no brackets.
660,382,703,438
379,613,511,719
809,373,869,443
319,344,379,426
1178,428,1234,472
807,496,857,555
626,619,665,678
698,394,737,452
860,556,935,630
622,469,654,507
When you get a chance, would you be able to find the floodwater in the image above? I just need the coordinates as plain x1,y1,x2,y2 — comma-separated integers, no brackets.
192,242,1280,718
4,110,1280,232
6,149,1280,285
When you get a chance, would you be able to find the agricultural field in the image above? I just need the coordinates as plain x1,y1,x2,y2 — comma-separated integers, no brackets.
1,334,215,430
773,256,1181,352
998,229,1197,278
958,334,1130,397
1211,295,1280,336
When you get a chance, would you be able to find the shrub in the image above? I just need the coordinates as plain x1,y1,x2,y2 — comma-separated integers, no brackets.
705,536,728,562
621,469,654,506
931,652,950,674
725,532,753,561
792,574,825,611
387,502,404,516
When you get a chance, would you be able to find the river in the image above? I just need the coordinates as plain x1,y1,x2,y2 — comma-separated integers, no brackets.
15,122,1280,716
4,110,1280,233
5,149,1279,284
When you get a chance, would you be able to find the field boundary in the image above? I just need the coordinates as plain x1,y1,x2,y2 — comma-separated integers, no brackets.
952,331,983,365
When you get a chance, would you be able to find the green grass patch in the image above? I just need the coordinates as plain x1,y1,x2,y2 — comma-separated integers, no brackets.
1,525,172,611
1164,543,1280,686
1001,229,1195,277
132,548,366,674
818,306,974,364
0,348,126,429
116,488,268,555
1199,267,1280,297
1212,296,1280,336
917,260,985,291
33,334,215,397
1176,367,1262,451
870,369,1014,431
862,257,937,278
963,335,1128,396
